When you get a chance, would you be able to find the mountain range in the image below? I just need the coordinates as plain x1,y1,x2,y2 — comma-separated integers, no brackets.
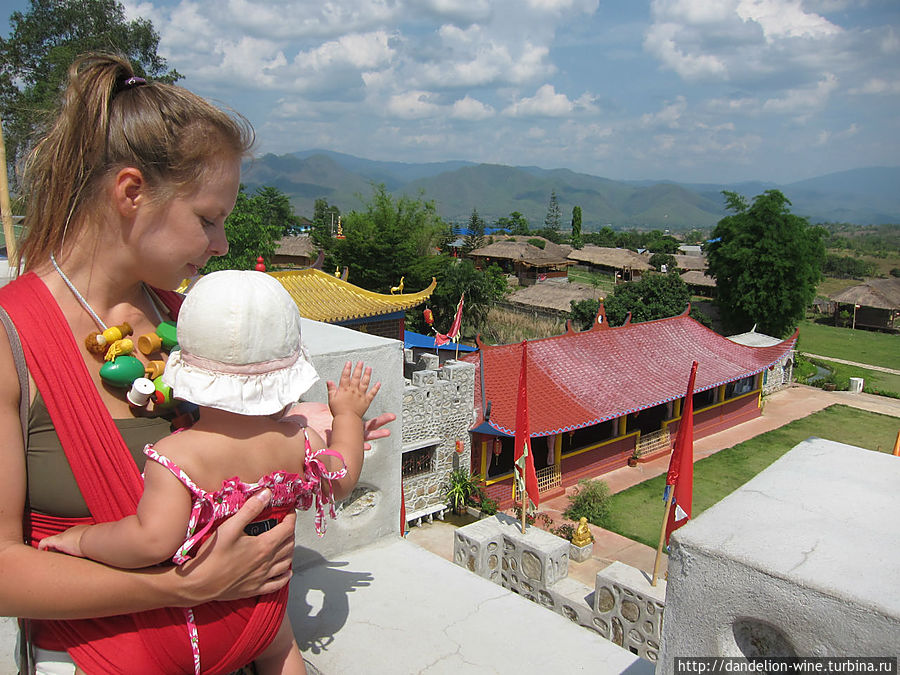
240,149,900,229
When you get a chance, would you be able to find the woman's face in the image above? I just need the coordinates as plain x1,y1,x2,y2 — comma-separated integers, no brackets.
132,156,241,289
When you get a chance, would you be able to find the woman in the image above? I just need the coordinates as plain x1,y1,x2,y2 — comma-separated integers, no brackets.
0,52,391,673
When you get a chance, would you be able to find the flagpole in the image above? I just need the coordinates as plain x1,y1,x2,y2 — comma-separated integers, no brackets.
521,492,527,535
651,488,675,586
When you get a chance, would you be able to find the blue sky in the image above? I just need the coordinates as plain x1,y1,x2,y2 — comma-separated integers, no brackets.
3,0,899,184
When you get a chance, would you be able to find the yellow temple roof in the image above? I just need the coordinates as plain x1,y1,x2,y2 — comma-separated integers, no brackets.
270,269,436,323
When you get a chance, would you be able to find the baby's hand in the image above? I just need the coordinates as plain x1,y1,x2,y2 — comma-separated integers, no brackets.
38,525,89,558
327,361,380,419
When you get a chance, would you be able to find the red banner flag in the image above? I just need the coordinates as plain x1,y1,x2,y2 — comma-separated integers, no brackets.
514,340,540,509
664,361,698,545
434,293,464,346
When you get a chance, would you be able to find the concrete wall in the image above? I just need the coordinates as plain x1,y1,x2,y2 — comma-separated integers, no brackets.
660,438,900,665
291,319,405,566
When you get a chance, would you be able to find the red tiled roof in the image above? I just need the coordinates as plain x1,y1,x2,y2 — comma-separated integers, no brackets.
463,309,797,437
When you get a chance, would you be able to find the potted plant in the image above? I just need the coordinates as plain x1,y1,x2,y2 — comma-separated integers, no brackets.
445,469,479,515
627,446,642,467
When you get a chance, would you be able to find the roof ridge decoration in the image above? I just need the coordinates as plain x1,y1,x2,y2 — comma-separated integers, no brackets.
270,269,436,323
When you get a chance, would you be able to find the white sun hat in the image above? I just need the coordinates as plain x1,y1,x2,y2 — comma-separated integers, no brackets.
163,270,319,415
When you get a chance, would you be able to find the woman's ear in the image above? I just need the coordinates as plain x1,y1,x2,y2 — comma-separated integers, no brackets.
113,167,147,218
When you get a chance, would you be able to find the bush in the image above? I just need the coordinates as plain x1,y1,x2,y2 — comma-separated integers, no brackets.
551,523,576,541
563,479,611,525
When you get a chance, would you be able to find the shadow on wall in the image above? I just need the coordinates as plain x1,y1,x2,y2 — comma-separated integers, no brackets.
288,548,374,656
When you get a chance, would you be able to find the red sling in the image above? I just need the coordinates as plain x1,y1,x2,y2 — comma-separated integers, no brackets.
1,272,287,674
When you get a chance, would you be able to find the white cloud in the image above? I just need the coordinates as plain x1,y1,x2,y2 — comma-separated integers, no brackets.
762,73,838,113
451,96,495,120
848,77,900,95
815,122,860,145
640,96,688,128
503,84,594,117
736,0,841,41
386,91,442,119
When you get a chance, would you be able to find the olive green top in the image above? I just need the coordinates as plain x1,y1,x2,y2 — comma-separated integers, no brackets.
26,391,171,518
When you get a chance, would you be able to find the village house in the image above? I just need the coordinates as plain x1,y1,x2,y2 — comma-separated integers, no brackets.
462,304,797,509
829,277,900,332
566,244,650,282
468,236,572,286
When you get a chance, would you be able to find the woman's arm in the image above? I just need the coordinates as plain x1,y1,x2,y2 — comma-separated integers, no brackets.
0,335,295,619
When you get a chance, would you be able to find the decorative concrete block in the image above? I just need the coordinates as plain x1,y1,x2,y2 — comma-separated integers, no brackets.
595,561,666,662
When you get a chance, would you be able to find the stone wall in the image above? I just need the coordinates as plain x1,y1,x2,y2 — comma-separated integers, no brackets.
453,515,666,665
401,353,476,523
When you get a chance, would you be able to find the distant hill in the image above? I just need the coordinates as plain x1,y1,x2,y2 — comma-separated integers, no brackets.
240,152,900,228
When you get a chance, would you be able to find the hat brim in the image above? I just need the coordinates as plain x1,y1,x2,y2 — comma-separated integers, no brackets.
162,341,320,416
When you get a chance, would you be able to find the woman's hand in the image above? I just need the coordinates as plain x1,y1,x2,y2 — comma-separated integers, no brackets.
177,488,296,605
288,401,395,451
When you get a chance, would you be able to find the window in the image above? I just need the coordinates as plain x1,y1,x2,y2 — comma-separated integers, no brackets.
402,445,436,478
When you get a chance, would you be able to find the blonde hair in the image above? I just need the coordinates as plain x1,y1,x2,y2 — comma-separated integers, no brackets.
19,52,254,269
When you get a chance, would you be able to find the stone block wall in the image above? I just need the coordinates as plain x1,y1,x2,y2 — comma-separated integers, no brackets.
593,562,665,663
401,354,476,522
453,515,667,666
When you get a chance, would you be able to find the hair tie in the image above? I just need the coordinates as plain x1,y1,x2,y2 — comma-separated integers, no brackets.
123,76,147,88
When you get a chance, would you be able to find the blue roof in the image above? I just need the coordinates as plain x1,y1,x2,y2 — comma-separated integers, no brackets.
404,330,477,352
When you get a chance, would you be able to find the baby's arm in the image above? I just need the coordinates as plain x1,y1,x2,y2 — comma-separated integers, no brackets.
39,457,193,568
324,361,380,501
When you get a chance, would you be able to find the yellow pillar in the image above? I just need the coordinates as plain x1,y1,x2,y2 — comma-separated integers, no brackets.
618,415,627,437
717,384,726,403
674,398,682,418
554,433,562,465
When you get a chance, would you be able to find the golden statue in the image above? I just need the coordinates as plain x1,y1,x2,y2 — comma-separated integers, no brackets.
571,517,593,547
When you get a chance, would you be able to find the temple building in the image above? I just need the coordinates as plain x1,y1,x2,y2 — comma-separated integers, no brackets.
462,305,797,509
271,269,435,341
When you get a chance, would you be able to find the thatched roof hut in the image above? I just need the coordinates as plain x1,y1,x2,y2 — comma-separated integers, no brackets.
830,278,900,310
505,281,604,316
273,235,318,267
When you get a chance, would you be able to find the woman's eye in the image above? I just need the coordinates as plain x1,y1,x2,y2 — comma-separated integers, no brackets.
201,217,215,228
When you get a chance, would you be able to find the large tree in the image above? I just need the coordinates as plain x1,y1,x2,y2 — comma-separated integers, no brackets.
570,205,583,249
463,207,485,252
544,189,561,231
569,273,709,330
418,259,508,339
706,190,825,337
0,0,180,179
332,184,445,294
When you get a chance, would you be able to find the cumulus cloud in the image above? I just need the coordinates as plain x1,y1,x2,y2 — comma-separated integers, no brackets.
451,96,495,120
762,72,838,113
504,84,596,116
848,78,900,95
386,90,442,119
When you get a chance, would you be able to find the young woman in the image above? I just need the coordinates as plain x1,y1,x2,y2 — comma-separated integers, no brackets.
0,52,392,674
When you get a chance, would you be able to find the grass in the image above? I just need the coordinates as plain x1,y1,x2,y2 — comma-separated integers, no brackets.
816,276,861,299
803,358,900,398
798,320,900,371
481,307,567,344
599,405,900,549
566,268,617,297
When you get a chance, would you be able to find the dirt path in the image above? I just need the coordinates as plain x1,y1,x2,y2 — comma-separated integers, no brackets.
802,353,900,376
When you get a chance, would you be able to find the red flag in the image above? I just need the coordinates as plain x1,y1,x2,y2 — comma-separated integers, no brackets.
514,340,540,509
664,361,698,545
434,293,464,346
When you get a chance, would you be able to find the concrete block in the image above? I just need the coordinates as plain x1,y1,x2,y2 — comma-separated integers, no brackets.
660,438,900,667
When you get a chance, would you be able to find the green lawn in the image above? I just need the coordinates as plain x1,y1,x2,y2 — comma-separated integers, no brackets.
599,405,900,549
798,320,900,371
806,358,900,397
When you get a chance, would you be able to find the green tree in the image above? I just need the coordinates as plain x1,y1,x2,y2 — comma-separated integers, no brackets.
649,252,677,273
202,185,288,273
0,0,180,178
544,190,561,231
569,274,708,329
332,184,444,294
497,211,529,235
706,190,825,337
571,206,583,250
310,198,340,249
419,259,508,338
463,207,485,252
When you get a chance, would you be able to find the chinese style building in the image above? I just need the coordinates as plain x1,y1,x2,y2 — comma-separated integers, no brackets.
271,269,436,341
462,305,797,508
